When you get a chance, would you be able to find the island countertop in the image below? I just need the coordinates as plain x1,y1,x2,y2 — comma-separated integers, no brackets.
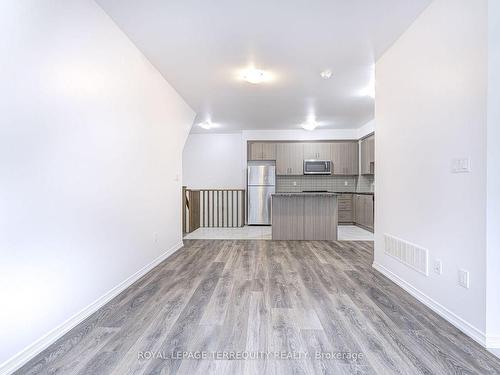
272,192,338,197
272,193,338,241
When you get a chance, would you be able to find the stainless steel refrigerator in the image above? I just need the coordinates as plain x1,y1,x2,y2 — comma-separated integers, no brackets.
247,163,275,225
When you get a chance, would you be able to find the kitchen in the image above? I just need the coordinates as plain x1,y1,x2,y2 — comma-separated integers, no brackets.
183,132,375,241
247,134,374,240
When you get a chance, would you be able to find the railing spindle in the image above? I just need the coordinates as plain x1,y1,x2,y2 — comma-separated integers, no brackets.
236,191,239,227
183,188,246,232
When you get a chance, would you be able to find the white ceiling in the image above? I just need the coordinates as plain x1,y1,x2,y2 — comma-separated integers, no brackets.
96,0,431,133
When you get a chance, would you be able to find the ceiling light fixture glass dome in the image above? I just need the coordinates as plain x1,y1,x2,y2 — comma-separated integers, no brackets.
301,121,318,131
240,68,269,84
320,69,333,79
198,120,213,130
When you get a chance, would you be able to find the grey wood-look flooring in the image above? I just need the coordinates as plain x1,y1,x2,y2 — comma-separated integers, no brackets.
16,240,500,375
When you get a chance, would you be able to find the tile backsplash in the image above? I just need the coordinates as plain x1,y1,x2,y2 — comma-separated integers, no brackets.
357,175,375,193
276,175,375,193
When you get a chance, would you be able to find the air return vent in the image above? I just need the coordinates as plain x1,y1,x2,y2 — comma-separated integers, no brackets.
384,234,428,276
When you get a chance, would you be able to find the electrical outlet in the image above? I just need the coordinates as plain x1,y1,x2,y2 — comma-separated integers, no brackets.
293,181,297,186
458,269,470,288
452,158,471,173
344,180,349,186
433,260,442,275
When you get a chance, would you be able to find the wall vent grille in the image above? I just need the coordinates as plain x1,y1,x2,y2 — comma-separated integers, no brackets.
384,234,428,276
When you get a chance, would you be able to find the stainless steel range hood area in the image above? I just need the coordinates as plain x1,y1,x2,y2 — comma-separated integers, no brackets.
303,159,332,175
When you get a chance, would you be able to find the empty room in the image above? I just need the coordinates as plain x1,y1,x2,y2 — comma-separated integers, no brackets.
1,0,500,374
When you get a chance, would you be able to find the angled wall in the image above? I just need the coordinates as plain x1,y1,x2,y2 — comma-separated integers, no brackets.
0,0,195,370
486,0,500,348
374,0,489,343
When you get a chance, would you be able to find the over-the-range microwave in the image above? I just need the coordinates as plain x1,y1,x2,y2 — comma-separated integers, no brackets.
303,160,332,175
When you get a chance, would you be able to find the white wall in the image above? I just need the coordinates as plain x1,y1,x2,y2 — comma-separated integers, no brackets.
242,128,359,141
182,133,244,189
182,128,363,189
375,0,488,341
357,119,375,139
486,0,500,346
0,0,195,369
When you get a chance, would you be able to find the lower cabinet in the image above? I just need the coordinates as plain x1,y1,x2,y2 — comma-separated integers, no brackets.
353,194,374,231
271,195,304,240
338,194,353,224
272,194,338,240
304,195,338,241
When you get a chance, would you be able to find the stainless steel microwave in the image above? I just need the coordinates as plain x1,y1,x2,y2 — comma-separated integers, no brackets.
303,160,332,175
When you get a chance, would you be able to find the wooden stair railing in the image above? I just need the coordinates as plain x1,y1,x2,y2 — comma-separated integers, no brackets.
183,188,246,234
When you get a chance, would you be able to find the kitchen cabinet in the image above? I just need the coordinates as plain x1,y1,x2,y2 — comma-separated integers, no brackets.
272,193,338,241
354,194,374,231
248,138,370,176
271,194,304,240
303,142,331,160
331,142,359,175
337,193,353,223
360,135,375,175
304,195,338,240
276,143,304,175
262,143,277,160
248,142,276,160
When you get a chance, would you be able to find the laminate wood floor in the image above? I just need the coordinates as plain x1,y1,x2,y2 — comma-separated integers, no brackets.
16,240,500,374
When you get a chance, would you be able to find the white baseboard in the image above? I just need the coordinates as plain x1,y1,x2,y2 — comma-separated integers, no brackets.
0,241,184,375
486,336,500,349
372,261,488,347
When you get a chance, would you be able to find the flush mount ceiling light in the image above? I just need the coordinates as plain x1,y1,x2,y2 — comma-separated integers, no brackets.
320,69,333,79
240,68,270,84
301,121,318,131
198,120,213,130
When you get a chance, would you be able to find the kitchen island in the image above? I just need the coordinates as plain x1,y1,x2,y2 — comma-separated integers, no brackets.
271,192,338,240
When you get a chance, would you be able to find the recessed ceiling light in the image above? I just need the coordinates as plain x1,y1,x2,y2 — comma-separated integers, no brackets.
198,120,213,130
320,69,333,79
301,121,318,131
240,68,270,84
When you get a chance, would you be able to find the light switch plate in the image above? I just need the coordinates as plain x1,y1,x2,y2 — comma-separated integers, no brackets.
452,158,471,173
458,269,470,288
